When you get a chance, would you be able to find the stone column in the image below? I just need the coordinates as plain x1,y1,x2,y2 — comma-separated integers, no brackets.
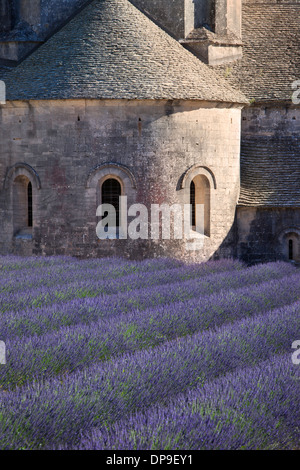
19,0,41,26
215,0,242,38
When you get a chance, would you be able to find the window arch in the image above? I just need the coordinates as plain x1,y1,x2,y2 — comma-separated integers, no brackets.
4,162,41,191
86,162,137,192
190,174,211,236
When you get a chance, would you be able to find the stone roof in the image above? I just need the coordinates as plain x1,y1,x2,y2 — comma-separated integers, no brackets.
214,1,300,103
239,136,300,207
0,0,247,104
0,65,10,74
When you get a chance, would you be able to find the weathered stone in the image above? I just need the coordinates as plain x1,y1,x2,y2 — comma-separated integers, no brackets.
0,0,299,264
0,99,243,261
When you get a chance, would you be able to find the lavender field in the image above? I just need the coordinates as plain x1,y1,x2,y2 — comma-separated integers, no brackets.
0,256,299,450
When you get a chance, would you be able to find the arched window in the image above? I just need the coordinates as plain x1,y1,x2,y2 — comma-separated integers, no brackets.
190,175,210,236
278,229,300,263
101,178,122,227
86,162,137,240
13,175,33,235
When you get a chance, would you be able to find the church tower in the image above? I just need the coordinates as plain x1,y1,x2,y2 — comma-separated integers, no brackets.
132,0,242,64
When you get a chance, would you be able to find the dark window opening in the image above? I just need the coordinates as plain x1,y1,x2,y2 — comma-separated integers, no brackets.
101,178,121,227
289,239,293,260
27,182,33,227
190,180,196,227
13,175,33,237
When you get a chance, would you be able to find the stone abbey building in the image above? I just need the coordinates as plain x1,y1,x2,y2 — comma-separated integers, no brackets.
0,0,299,263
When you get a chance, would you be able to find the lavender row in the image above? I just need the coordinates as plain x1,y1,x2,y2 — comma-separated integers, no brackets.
0,259,248,313
0,256,240,282
0,256,185,292
0,255,176,272
0,255,73,270
1,261,297,340
66,354,299,450
2,272,300,388
0,302,298,449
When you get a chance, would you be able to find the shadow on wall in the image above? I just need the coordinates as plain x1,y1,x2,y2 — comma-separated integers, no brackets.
209,209,238,262
233,207,300,266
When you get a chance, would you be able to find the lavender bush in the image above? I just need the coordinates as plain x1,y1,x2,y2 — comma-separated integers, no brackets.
65,353,299,450
0,258,245,313
0,261,296,341
0,256,299,450
1,275,300,389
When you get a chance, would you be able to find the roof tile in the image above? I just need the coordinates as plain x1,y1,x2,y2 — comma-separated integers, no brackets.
0,0,248,104
213,2,300,102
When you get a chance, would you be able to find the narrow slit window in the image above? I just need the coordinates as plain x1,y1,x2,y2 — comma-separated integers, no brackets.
190,180,196,227
27,182,33,227
289,239,293,260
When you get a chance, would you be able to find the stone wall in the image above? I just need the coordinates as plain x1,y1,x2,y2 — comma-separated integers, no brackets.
0,0,90,62
131,0,241,39
130,0,187,38
40,0,91,38
237,207,300,264
0,0,11,33
241,105,300,138
12,0,89,38
130,0,214,38
0,99,242,261
236,104,300,264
